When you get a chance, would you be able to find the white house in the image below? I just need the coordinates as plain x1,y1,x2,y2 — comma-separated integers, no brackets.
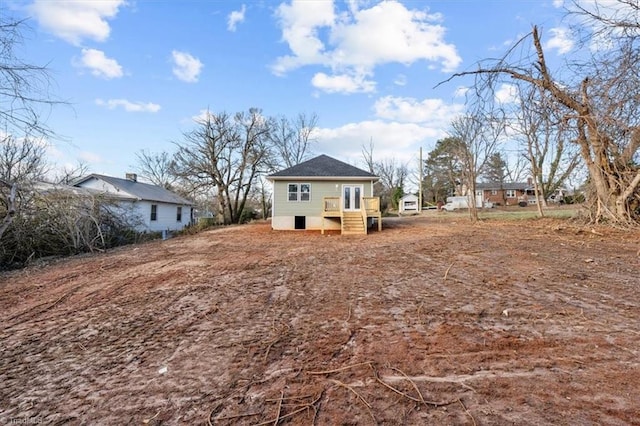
74,173,193,232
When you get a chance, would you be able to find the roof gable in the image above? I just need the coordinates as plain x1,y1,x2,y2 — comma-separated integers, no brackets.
74,174,193,205
268,155,377,180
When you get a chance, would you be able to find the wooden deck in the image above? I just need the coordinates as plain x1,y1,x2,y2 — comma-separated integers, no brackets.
321,197,382,235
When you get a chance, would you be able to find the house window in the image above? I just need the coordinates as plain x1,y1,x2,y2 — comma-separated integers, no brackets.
176,206,182,222
151,204,158,221
491,190,498,195
288,184,298,201
505,189,516,198
300,184,310,201
288,183,311,202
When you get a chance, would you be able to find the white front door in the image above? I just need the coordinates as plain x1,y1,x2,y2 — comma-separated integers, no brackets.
343,185,363,211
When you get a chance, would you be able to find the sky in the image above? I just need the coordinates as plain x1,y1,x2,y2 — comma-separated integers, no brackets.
4,0,577,182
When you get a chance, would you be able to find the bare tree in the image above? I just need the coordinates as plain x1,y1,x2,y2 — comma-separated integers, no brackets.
1,15,64,239
568,0,639,40
0,135,48,238
269,112,318,169
1,16,61,138
55,161,90,185
503,150,529,184
441,11,640,224
513,84,581,216
173,108,273,224
448,112,504,222
134,150,178,189
361,142,408,211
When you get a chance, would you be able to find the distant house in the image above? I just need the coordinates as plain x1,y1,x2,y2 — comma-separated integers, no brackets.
476,178,566,206
399,194,420,213
476,182,532,206
267,155,382,235
74,173,193,232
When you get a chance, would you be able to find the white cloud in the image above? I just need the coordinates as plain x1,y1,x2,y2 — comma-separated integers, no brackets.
228,4,247,31
272,0,335,75
191,109,212,123
28,0,126,45
95,99,161,113
171,50,204,83
313,94,465,165
329,2,460,71
494,83,519,104
373,96,464,124
273,0,461,94
545,27,574,54
74,48,123,79
311,71,376,93
315,120,442,165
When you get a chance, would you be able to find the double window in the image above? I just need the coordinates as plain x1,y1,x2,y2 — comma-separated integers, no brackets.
288,183,311,202
505,189,516,198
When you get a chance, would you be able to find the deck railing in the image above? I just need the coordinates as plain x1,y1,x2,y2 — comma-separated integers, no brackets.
323,196,381,215
323,197,341,214
321,196,382,233
359,200,369,235
363,197,380,213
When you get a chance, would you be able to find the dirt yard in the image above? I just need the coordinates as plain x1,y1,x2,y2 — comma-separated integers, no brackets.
1,214,639,425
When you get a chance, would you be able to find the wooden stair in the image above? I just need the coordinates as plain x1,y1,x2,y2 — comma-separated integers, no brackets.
341,211,366,235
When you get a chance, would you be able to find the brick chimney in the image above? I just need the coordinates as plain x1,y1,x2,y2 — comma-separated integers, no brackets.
125,173,137,182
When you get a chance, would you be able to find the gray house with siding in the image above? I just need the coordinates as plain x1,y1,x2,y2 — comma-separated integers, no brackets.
267,155,381,235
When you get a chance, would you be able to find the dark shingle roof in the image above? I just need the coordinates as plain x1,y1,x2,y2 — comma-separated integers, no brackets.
268,155,377,179
75,174,193,205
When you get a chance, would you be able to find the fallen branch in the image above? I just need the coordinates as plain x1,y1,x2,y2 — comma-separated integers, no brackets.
374,368,457,407
329,379,376,423
389,366,427,405
264,339,278,361
256,393,323,426
142,411,160,424
443,262,455,281
373,368,422,403
274,390,284,426
458,398,477,426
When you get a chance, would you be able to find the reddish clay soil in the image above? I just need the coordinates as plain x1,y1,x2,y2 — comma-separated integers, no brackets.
1,215,639,425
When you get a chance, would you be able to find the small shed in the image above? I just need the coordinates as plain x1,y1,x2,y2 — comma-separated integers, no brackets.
399,194,419,213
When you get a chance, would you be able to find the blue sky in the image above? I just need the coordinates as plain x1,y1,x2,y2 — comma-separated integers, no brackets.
6,0,575,180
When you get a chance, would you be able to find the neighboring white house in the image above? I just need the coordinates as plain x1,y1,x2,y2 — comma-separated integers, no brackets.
399,194,420,213
74,173,193,232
